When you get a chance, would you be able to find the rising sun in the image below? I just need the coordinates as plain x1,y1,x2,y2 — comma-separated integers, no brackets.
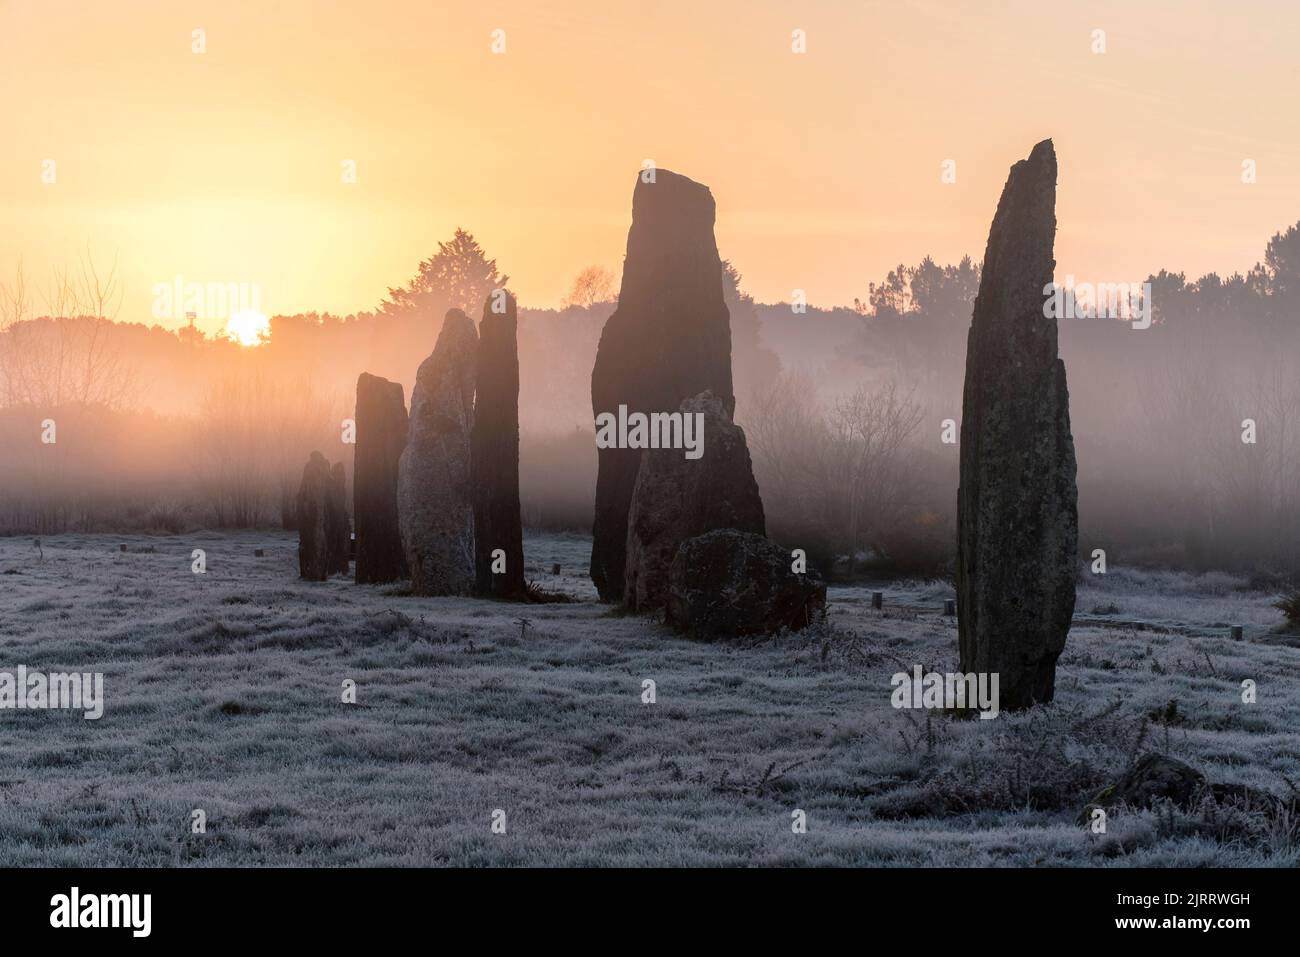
223,309,271,347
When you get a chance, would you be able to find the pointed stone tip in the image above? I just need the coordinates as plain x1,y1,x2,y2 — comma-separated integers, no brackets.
430,307,478,356
1023,139,1057,179
1007,139,1057,193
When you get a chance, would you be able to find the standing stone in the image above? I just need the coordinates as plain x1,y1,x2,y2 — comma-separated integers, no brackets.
354,373,409,584
590,169,734,601
624,390,765,612
397,309,478,595
296,451,332,581
327,462,351,575
471,290,526,598
957,139,1078,710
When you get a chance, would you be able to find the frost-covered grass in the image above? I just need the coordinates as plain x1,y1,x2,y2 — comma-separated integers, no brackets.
0,531,1296,866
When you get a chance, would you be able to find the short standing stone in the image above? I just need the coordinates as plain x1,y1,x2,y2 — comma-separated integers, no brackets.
354,373,408,584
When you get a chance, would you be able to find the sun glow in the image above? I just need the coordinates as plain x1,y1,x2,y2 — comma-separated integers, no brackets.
223,310,271,347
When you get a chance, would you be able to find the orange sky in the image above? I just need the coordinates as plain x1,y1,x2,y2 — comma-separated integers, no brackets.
2,0,1299,334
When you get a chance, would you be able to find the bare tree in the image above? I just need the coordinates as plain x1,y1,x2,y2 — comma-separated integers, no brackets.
825,381,925,572
746,373,925,573
0,259,38,408
0,249,135,410
562,265,616,309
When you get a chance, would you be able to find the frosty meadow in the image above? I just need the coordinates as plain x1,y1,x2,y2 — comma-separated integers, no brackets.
2,144,1295,872
3,4,1300,889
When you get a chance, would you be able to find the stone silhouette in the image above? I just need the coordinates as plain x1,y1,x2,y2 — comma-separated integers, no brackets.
956,138,1078,711
624,390,765,611
397,309,478,595
296,451,332,581
326,463,351,574
590,168,734,602
354,373,409,584
470,290,526,598
665,529,825,640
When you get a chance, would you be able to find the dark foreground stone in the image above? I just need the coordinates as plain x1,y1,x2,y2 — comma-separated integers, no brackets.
624,390,764,611
665,529,825,639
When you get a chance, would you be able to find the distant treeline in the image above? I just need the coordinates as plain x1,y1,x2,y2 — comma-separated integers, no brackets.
4,222,1300,581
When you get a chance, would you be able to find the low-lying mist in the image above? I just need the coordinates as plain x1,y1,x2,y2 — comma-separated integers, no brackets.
5,223,1300,583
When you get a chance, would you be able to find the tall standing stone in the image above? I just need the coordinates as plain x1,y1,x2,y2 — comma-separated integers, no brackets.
957,138,1078,710
623,390,765,612
354,373,408,584
590,169,734,602
471,290,526,598
397,309,478,595
297,451,332,581
327,462,351,575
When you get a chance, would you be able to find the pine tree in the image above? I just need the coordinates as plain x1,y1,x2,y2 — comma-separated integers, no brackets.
380,228,508,317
